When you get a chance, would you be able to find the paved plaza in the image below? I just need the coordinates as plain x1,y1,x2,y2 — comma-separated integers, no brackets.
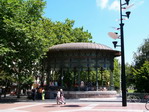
0,97,149,112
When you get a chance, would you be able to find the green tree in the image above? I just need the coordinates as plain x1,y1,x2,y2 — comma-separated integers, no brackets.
125,63,134,88
133,61,149,92
51,19,92,45
133,38,149,68
113,59,120,90
131,38,149,92
0,70,15,97
0,0,51,97
0,0,93,97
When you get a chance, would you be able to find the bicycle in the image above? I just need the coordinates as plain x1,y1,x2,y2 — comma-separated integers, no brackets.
145,100,149,110
144,95,149,110
127,95,141,103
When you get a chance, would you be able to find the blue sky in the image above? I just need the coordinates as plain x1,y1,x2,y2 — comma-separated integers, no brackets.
43,0,149,64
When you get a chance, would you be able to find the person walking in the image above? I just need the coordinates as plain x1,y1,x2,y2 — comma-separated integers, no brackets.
60,89,66,104
56,89,61,104
42,89,45,100
32,88,36,101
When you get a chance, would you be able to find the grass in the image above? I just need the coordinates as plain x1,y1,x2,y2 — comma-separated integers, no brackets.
128,89,135,93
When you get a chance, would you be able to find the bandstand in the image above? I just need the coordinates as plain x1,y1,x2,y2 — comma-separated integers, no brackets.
45,42,121,98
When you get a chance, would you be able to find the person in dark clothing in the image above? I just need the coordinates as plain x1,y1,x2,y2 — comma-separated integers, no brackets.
32,89,36,101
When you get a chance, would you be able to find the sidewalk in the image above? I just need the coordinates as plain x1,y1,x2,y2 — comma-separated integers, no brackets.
0,95,149,112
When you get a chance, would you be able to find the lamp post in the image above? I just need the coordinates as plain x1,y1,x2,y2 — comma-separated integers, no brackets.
119,0,131,107
109,0,131,107
120,9,127,107
107,0,132,106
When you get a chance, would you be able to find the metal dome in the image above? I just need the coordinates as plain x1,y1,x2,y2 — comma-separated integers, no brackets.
49,42,113,51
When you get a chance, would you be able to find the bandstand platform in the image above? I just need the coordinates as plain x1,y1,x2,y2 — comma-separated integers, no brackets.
46,90,117,99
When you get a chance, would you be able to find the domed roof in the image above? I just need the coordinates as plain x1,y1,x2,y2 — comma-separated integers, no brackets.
49,42,113,51
49,42,121,57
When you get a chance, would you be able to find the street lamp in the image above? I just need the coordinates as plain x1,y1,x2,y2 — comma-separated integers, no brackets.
119,0,131,107
112,41,121,48
125,0,130,5
109,0,131,107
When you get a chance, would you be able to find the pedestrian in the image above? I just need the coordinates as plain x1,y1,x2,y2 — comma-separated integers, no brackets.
60,89,66,104
56,89,61,104
32,88,36,101
0,87,2,99
42,89,45,100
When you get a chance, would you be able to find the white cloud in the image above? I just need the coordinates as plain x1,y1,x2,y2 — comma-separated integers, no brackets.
96,0,120,11
96,0,145,13
96,0,109,9
109,0,120,11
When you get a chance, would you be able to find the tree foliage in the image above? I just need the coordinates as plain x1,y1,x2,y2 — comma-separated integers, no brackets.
0,0,92,96
125,63,134,88
50,19,92,45
0,0,51,97
133,38,149,68
133,61,149,92
128,38,149,92
113,59,120,90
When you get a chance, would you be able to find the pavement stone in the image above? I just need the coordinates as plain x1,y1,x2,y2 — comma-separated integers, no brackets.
0,95,149,112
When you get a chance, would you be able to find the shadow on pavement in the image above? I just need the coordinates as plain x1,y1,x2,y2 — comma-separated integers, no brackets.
61,105,81,107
